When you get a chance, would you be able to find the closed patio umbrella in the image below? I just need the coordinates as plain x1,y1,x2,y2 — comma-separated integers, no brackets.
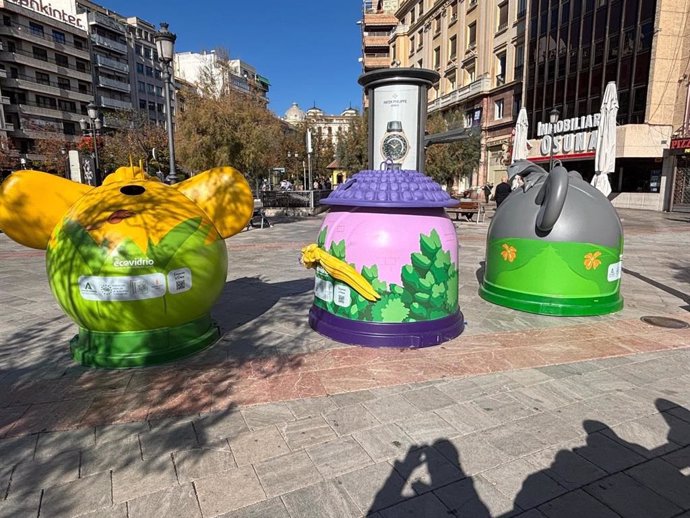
511,107,529,163
592,81,618,197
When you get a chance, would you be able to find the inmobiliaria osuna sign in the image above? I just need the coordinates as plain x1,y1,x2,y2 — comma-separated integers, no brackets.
5,0,87,31
537,114,600,157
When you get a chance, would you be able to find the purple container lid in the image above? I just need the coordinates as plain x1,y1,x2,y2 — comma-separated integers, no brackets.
322,169,460,208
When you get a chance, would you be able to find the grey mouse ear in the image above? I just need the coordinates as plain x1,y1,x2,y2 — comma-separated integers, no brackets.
508,159,548,180
568,170,583,180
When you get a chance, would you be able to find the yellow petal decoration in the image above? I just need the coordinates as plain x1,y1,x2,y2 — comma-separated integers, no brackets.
301,244,380,302
501,243,517,263
584,251,602,270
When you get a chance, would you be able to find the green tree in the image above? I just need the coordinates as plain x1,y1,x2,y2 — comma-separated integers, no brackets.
425,110,480,191
336,112,368,173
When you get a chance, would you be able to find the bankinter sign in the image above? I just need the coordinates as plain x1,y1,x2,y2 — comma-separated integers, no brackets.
6,0,86,30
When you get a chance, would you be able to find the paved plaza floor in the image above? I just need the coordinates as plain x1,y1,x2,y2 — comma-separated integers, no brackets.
0,209,690,517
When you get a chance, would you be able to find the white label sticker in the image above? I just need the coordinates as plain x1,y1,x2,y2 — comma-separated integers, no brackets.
607,261,622,282
168,268,192,294
333,284,351,307
314,276,333,303
78,273,166,301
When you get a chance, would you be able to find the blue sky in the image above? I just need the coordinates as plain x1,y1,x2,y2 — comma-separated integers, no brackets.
107,0,365,117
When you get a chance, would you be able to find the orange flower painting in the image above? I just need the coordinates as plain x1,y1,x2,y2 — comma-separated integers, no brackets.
584,251,602,270
501,243,517,263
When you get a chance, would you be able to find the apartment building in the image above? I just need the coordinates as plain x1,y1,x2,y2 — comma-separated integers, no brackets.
282,102,358,147
127,17,166,125
0,0,93,160
390,0,527,187
523,0,690,211
361,0,400,73
174,51,270,101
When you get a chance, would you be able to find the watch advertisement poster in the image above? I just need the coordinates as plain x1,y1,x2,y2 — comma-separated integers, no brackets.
372,84,419,170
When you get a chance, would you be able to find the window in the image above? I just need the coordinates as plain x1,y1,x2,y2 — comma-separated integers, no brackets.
466,64,476,83
433,46,441,69
145,66,153,77
137,63,144,73
78,82,89,94
76,60,88,73
154,69,162,80
139,99,147,109
449,36,457,61
35,71,50,85
417,29,423,49
7,41,15,52
497,2,509,32
52,30,65,44
434,16,441,35
468,22,477,48
157,103,164,112
136,44,143,56
148,101,155,111
153,50,158,60
57,77,70,90
496,52,506,85
32,47,48,61
10,67,18,79
156,85,163,96
64,122,76,135
494,99,505,119
138,81,145,93
411,8,416,23
55,53,68,67
36,95,56,108
450,1,458,21
29,22,44,37
410,36,416,54
518,0,527,17
3,15,11,27
144,47,152,59
514,44,525,78
448,70,457,91
74,37,85,49
58,99,75,112
147,83,155,94
419,1,424,16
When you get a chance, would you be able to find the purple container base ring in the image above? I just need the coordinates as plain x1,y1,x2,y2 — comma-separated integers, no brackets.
308,306,464,348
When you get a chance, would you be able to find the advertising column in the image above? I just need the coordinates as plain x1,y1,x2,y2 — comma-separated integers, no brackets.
359,68,440,172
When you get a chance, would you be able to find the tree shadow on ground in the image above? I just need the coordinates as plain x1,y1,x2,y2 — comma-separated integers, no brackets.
368,398,690,517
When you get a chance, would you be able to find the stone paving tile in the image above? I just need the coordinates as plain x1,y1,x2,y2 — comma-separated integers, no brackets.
173,444,236,483
279,412,336,449
511,381,580,412
336,462,407,513
241,402,295,431
471,392,538,424
625,458,690,509
40,471,112,517
368,384,411,398
111,455,178,503
482,421,550,457
482,457,567,510
537,489,620,518
523,443,607,490
7,450,80,497
601,413,687,458
76,504,128,518
95,421,149,446
378,492,451,518
362,394,420,424
281,480,361,518
81,435,142,476
396,412,458,444
327,390,376,408
254,450,322,497
434,432,510,475
194,465,266,517
436,377,488,402
194,410,249,444
286,396,338,419
584,472,682,518
390,445,464,496
352,423,415,462
401,386,456,411
434,402,502,436
34,428,95,457
306,435,373,478
127,483,202,517
218,497,290,518
0,434,37,468
323,403,380,437
139,421,199,458
433,475,517,517
228,426,290,467
503,368,554,387
0,491,42,518
572,431,648,474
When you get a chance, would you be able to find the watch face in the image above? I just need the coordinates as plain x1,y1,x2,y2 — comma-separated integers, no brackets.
382,134,409,161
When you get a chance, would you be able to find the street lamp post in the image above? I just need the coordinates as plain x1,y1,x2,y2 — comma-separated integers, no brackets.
155,22,178,184
80,102,102,185
287,151,300,187
548,108,560,172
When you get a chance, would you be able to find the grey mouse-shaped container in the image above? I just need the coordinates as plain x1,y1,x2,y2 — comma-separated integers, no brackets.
480,160,623,316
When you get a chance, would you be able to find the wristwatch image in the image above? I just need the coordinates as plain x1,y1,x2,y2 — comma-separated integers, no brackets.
381,121,410,164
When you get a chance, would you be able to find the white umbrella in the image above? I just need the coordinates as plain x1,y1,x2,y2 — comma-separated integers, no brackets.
511,107,529,163
592,81,618,197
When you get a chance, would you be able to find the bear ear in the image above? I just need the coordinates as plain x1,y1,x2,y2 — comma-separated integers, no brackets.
0,170,93,250
174,166,254,239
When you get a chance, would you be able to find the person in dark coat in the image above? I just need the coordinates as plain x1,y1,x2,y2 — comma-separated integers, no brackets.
494,176,512,207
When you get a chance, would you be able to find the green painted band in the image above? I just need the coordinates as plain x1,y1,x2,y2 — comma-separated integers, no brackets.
70,314,220,368
479,282,623,316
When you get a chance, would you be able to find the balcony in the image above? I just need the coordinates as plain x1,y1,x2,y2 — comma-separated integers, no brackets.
18,103,84,122
88,11,125,33
363,13,398,27
428,76,492,112
100,96,132,110
2,76,93,102
0,68,6,78
91,34,128,54
0,51,91,82
363,55,390,69
0,26,90,59
4,122,14,131
98,76,131,93
0,96,9,105
363,35,390,47
95,55,129,74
